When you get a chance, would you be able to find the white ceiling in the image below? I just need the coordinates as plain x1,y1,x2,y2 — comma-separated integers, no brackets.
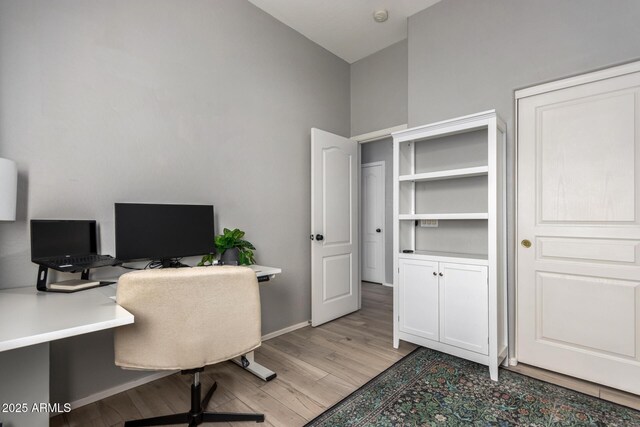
247,0,441,64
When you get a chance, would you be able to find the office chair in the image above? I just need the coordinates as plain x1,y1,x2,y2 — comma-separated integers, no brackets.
114,266,265,426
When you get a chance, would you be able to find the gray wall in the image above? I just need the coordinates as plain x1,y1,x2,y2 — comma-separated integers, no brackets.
408,0,640,357
351,40,408,136
0,0,349,404
351,40,408,286
361,138,393,284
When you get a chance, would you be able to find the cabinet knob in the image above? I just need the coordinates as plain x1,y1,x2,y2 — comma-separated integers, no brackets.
432,272,437,276
439,272,443,277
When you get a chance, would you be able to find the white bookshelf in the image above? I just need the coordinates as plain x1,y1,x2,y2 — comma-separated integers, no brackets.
392,110,508,381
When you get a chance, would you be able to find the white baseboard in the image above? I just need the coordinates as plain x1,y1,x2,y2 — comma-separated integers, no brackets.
509,357,518,366
62,320,311,413
65,370,176,413
261,320,310,341
382,283,394,288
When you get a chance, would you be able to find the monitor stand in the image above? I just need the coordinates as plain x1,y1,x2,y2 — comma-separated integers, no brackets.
36,266,115,293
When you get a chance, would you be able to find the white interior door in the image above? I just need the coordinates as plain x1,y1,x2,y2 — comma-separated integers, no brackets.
311,128,359,327
517,66,640,394
361,162,385,284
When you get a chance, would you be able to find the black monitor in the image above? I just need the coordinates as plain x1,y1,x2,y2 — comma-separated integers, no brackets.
31,220,97,260
115,203,215,265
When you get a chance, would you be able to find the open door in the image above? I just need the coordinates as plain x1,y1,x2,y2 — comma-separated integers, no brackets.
311,128,359,327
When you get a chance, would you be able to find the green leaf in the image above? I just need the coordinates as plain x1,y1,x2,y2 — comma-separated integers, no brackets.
237,239,256,250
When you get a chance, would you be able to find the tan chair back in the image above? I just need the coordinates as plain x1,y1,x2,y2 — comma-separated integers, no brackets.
115,266,261,370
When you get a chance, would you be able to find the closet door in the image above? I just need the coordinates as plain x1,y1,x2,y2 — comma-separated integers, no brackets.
517,65,640,394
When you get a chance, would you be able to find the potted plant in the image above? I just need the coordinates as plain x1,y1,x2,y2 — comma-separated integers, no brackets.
199,228,256,266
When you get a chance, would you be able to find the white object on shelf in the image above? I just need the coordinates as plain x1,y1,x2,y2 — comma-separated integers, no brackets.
392,110,507,381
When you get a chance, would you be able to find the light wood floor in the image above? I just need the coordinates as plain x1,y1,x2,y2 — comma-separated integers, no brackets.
51,282,416,427
52,282,640,426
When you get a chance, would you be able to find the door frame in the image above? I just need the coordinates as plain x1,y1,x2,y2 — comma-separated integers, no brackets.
352,124,407,292
361,161,386,285
513,59,640,365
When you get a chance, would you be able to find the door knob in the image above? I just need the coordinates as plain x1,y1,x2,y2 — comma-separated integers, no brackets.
315,234,324,241
376,228,382,233
521,239,532,248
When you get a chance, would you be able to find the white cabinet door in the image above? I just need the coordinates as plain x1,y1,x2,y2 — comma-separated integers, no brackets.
398,258,439,341
439,263,488,354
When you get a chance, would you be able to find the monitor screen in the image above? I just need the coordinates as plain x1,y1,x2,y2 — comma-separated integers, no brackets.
115,203,215,262
31,220,97,260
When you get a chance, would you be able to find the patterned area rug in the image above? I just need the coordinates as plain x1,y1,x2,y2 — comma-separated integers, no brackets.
305,347,640,426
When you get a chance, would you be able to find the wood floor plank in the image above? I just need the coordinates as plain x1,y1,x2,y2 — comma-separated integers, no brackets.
256,344,349,407
293,330,394,372
125,385,171,419
232,388,308,427
60,401,104,427
257,342,330,381
95,391,142,426
267,334,373,386
259,378,325,421
214,398,270,427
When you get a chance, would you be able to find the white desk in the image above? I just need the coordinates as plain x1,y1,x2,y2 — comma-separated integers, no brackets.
0,286,134,427
0,265,281,426
0,286,134,352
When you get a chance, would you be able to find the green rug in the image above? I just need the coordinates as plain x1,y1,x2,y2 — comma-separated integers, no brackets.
305,347,640,426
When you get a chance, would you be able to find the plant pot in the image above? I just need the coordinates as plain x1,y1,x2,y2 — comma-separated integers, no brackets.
220,247,240,265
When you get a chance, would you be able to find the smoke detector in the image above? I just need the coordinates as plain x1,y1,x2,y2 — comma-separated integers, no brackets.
373,10,389,23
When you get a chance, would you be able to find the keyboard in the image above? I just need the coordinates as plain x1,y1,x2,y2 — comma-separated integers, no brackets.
35,254,122,272
51,254,116,266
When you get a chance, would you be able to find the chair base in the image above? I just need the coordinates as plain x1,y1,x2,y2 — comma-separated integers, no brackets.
124,411,265,426
124,374,264,426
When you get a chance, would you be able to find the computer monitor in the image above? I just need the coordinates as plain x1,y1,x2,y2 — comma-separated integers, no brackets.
115,203,215,265
31,220,97,260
